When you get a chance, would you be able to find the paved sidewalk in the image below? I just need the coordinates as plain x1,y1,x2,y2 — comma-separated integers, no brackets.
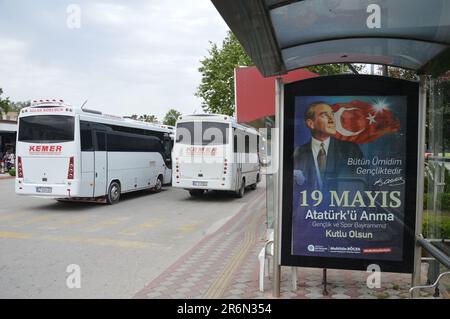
134,186,447,299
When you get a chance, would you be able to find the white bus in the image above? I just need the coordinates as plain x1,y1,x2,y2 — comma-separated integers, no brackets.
15,100,173,204
172,114,261,197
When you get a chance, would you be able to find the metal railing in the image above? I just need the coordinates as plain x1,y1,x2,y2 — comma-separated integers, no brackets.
410,271,450,298
410,235,450,298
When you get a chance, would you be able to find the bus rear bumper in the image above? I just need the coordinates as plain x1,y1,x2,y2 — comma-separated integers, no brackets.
172,178,234,191
15,179,81,198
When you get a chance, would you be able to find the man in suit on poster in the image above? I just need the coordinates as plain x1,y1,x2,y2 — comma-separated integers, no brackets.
293,102,364,191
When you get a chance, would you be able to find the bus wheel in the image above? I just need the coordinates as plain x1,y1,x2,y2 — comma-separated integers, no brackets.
189,189,204,197
107,181,121,205
250,175,259,190
235,178,245,198
153,175,163,193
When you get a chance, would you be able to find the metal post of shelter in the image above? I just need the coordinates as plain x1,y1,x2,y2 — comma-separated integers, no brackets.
411,75,427,298
273,77,283,297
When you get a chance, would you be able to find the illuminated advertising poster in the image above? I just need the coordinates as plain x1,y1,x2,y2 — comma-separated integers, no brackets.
282,76,418,272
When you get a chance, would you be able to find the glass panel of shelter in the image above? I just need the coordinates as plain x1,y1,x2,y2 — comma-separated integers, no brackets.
425,75,450,292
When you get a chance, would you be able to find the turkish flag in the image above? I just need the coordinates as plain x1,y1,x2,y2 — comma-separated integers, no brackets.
331,100,400,144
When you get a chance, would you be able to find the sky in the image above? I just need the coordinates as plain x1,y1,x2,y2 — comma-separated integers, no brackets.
0,0,229,120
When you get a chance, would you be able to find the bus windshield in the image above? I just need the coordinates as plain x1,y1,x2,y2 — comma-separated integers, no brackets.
176,122,229,145
19,115,74,143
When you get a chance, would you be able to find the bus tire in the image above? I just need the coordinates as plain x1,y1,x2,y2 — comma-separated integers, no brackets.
189,189,204,197
250,174,259,190
235,178,245,198
153,175,163,193
107,181,121,205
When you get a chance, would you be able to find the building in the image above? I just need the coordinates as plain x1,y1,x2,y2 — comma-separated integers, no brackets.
0,111,18,155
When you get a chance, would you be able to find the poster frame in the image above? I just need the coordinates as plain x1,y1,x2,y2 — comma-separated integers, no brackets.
281,75,419,273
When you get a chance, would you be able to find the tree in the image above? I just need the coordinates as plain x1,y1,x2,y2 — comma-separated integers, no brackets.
0,88,30,118
9,100,30,111
138,114,158,123
0,88,11,117
387,67,418,81
196,31,253,116
307,64,364,76
163,109,181,126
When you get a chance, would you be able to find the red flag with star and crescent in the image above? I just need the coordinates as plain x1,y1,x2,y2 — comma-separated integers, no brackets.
331,99,400,144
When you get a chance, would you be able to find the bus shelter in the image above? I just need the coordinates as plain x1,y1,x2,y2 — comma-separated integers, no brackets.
212,0,450,298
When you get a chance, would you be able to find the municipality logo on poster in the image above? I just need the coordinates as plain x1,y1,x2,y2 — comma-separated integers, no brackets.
307,244,327,253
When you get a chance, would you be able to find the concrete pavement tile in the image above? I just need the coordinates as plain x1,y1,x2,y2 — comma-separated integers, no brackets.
331,293,351,299
176,287,191,294
153,285,168,293
281,292,297,298
359,294,377,299
180,282,195,289
233,283,248,290
145,291,163,298
225,295,242,299
305,280,322,287
229,289,244,295
305,286,323,294
331,287,348,294
305,292,324,299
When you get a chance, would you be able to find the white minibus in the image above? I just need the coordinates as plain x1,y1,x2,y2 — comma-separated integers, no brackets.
172,114,260,197
15,100,172,204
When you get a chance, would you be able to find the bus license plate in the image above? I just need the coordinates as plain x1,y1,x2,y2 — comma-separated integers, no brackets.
193,181,208,187
36,187,52,193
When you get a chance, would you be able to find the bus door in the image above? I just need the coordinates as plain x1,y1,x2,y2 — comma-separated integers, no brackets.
163,135,173,183
233,131,243,191
94,131,107,197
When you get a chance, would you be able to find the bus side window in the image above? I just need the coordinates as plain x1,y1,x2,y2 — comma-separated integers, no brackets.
245,135,250,154
80,122,94,151
95,132,106,151
163,138,172,158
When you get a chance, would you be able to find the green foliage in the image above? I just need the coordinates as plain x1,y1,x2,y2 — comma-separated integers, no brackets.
443,193,450,209
388,67,417,81
426,78,450,153
127,114,158,123
376,292,390,299
306,64,363,76
423,193,450,211
9,100,31,111
0,88,30,116
196,31,253,116
422,212,450,239
162,109,181,126
8,169,15,176
307,64,344,75
0,88,12,116
129,114,158,123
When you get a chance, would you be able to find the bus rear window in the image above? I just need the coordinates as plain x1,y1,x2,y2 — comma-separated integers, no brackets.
19,115,74,143
176,122,229,145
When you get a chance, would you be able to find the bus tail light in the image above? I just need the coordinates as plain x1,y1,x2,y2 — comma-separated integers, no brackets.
17,156,23,178
67,157,74,179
